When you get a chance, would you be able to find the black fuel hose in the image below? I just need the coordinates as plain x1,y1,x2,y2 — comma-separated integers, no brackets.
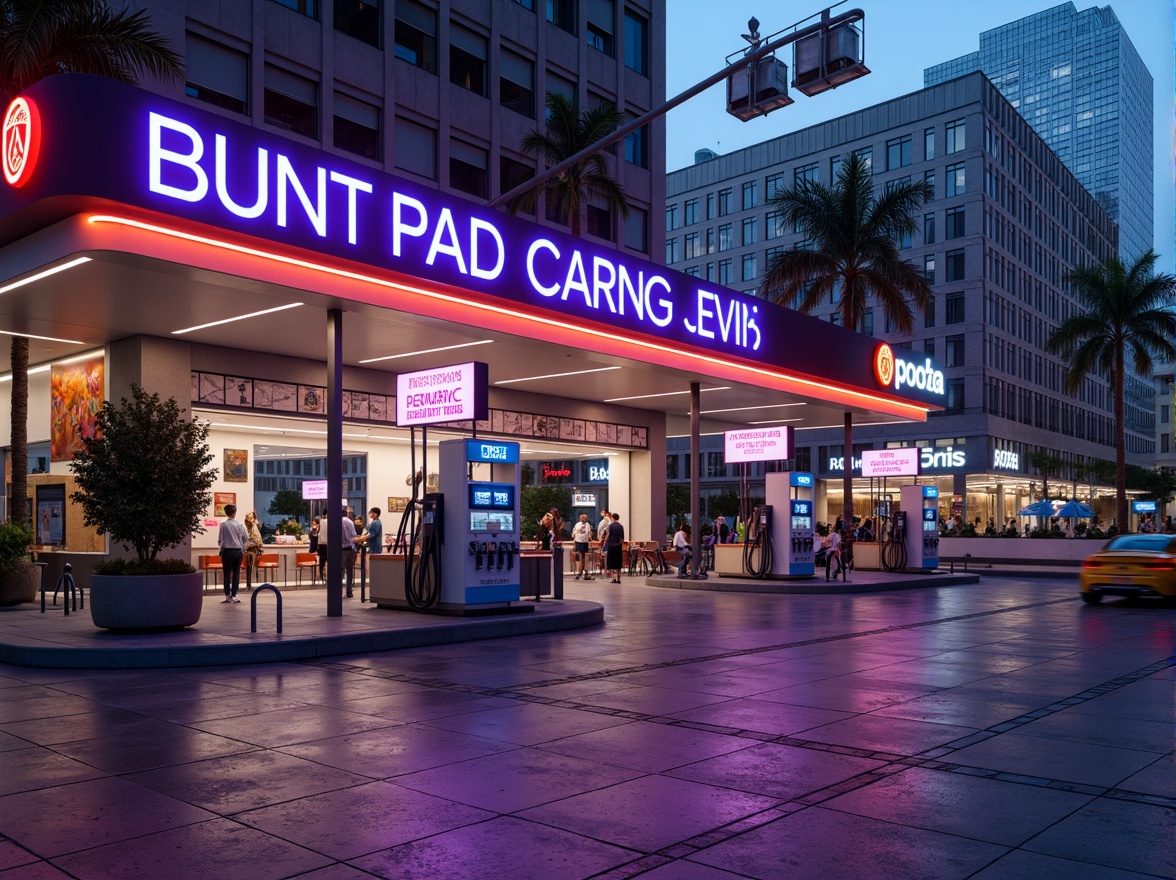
743,528,773,579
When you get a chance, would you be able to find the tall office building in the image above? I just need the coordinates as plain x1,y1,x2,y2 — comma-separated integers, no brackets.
665,72,1148,526
925,2,1152,262
148,0,666,259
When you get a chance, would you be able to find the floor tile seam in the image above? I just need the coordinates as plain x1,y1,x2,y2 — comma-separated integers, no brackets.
920,759,1176,808
292,596,1081,695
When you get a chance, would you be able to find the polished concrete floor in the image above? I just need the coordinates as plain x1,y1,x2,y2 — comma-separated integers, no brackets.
0,576,1172,879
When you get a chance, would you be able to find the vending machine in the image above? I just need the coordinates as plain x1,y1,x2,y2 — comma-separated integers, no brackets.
900,484,939,570
764,471,816,577
438,439,522,607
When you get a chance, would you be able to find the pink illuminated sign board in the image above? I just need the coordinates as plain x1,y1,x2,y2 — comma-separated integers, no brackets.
861,448,921,477
724,427,793,464
302,480,328,500
395,361,488,427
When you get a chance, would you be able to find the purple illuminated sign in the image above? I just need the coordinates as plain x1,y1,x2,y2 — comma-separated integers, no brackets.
395,361,488,426
724,427,794,463
0,76,946,409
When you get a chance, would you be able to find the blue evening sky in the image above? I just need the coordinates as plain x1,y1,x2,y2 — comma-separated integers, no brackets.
665,1,1175,272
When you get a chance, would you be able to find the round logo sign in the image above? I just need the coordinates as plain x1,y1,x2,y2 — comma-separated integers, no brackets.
3,96,40,187
874,342,895,388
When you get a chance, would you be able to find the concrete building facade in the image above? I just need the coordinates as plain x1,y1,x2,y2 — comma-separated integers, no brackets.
665,72,1148,527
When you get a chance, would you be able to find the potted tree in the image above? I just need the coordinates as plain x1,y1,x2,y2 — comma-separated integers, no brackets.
0,520,38,606
70,385,216,630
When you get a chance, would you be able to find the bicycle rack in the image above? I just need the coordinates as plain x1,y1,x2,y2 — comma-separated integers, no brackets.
42,564,81,615
250,583,283,633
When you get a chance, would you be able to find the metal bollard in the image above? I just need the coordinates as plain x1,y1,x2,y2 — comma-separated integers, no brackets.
552,545,564,600
250,583,283,633
43,564,79,614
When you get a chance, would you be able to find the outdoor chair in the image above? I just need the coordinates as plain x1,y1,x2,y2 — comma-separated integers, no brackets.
295,552,319,586
199,555,222,590
256,553,282,585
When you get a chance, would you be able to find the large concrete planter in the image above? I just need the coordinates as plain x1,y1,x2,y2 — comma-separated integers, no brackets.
90,572,204,631
938,536,1098,566
0,564,40,606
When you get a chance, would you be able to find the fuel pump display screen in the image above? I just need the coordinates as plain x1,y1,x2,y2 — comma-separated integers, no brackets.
923,508,937,529
470,512,516,533
468,483,515,510
790,500,812,530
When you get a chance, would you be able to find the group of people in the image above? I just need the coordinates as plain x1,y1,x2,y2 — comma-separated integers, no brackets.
217,505,383,603
545,508,627,584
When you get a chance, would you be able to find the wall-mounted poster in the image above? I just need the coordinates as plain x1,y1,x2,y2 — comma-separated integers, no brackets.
299,385,325,414
223,449,248,482
50,355,104,461
35,484,66,546
226,377,253,407
214,492,236,517
387,496,410,512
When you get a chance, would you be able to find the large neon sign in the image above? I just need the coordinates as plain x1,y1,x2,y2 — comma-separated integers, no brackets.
0,76,947,410
3,97,39,187
874,343,945,396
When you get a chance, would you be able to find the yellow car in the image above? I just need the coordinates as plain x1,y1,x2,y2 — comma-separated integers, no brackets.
1079,534,1176,604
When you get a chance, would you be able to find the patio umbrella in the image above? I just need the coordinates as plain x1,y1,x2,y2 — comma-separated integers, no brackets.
1017,500,1056,517
1055,501,1093,519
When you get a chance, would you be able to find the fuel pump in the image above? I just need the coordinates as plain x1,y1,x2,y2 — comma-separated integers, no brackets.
900,484,939,570
404,492,444,609
758,471,815,578
882,510,907,571
743,504,774,578
438,439,523,609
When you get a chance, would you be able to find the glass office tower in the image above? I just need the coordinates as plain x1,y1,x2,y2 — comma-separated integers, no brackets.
925,2,1152,261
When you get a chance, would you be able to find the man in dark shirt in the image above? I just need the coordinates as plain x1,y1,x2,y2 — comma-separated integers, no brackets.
605,512,625,584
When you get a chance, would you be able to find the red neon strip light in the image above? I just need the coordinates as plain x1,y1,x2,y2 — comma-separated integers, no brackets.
85,213,932,419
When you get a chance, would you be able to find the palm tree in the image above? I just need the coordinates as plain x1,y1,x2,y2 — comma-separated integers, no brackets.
0,0,182,525
759,153,933,532
509,92,629,238
1045,250,1176,532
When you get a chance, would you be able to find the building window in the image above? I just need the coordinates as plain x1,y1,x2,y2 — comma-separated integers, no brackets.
924,127,934,160
946,162,965,197
717,188,734,216
924,293,935,327
273,0,318,19
741,216,757,246
666,455,679,480
717,258,732,285
946,334,964,367
395,0,437,72
185,34,249,114
705,228,715,254
741,253,758,282
924,254,935,285
896,227,912,249
924,212,936,244
924,169,935,199
334,93,380,160
742,180,758,210
666,204,679,232
665,237,679,264
946,118,965,154
945,248,965,282
450,140,487,197
863,308,874,336
794,162,819,185
500,50,535,117
886,135,912,170
854,147,872,172
264,66,318,138
830,154,842,179
587,203,612,239
547,0,576,33
945,290,965,323
624,118,647,167
500,155,533,204
1164,434,1170,454
945,378,964,412
395,116,436,178
945,206,965,240
450,24,487,95
766,171,786,197
624,9,647,74
335,0,379,46
717,223,733,251
624,207,647,252
684,198,700,225
684,231,700,259
586,0,614,55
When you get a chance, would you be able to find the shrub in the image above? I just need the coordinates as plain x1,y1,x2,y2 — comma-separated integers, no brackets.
0,520,34,578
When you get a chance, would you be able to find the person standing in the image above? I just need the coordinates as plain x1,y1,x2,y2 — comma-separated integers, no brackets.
243,511,263,589
217,504,248,603
357,507,383,553
317,515,328,580
605,512,625,583
308,517,321,554
571,514,594,580
340,508,358,597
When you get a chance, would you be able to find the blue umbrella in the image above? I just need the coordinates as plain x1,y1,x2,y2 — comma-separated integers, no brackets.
1017,500,1056,517
1055,501,1093,518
